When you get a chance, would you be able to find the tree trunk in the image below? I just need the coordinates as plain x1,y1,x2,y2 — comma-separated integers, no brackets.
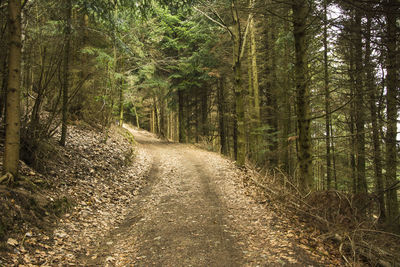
217,78,228,155
149,109,153,132
246,50,253,159
194,94,200,142
201,87,208,137
323,0,332,190
119,79,124,127
134,106,140,128
232,0,246,167
354,9,367,194
60,0,72,146
331,123,338,190
159,91,166,138
365,16,385,221
384,0,399,225
178,88,186,142
3,0,22,178
233,99,238,161
266,18,279,167
185,94,191,142
292,0,313,193
249,4,260,125
347,45,357,194
152,106,156,133
280,13,292,174
154,104,159,135
0,58,7,122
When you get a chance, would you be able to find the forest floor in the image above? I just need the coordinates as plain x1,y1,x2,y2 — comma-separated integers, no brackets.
0,123,343,266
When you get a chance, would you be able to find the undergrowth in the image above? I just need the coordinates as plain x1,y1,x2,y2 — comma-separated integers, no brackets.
243,164,400,266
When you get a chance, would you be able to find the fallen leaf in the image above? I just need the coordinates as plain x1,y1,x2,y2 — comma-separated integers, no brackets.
7,238,18,246
106,256,115,262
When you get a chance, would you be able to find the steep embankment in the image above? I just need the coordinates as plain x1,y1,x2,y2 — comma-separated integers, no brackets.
0,123,151,265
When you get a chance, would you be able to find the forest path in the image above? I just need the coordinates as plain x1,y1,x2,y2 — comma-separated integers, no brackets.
84,126,331,266
2,125,339,266
122,126,241,266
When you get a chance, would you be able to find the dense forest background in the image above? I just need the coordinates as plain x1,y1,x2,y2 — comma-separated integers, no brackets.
0,0,399,235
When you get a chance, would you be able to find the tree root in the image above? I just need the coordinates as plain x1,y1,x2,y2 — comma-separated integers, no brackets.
0,172,14,185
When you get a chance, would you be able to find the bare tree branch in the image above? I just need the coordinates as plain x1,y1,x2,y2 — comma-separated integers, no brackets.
193,6,233,37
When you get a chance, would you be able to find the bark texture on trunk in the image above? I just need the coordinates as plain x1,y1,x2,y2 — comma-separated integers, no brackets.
249,5,260,124
217,78,228,155
323,0,331,190
178,88,186,142
365,16,385,220
384,0,399,225
292,0,313,192
60,0,72,146
232,0,245,167
3,0,22,177
354,10,367,194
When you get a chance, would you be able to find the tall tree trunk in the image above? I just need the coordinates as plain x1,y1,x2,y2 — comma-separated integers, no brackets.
365,16,385,220
153,100,159,135
178,88,186,142
185,94,191,142
167,111,171,140
346,40,357,193
246,50,253,158
281,13,292,174
60,0,72,146
331,124,338,190
217,78,228,155
119,79,124,126
159,91,166,138
292,0,313,192
0,58,8,122
384,0,399,225
323,0,332,190
232,0,246,167
3,0,21,177
134,106,140,128
246,6,254,160
266,18,279,167
249,2,260,125
201,87,208,137
233,99,238,160
354,9,367,194
349,59,357,195
118,59,124,127
195,95,200,142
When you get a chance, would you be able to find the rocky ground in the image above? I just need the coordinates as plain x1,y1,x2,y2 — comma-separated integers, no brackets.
0,123,343,266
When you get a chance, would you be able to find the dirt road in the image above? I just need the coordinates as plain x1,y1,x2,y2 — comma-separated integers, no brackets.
126,128,242,266
91,126,331,267
3,126,339,266
81,126,334,266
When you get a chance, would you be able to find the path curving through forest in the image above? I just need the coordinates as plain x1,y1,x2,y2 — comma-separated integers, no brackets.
82,125,335,266
127,128,241,266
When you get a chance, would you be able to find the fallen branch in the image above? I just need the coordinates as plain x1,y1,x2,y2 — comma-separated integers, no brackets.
333,233,396,267
246,172,331,228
